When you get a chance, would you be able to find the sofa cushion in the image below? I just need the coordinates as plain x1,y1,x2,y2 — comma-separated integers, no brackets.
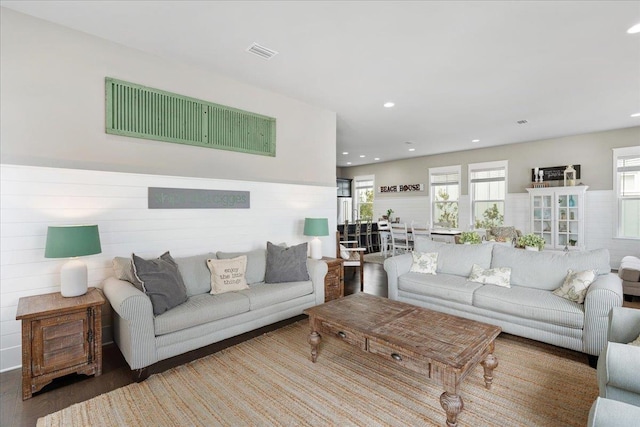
413,239,493,277
217,249,266,285
206,256,249,294
473,284,584,329
553,269,597,304
265,242,310,283
468,264,511,288
491,245,611,291
132,251,188,316
398,273,483,305
153,293,250,336
239,280,314,310
410,251,438,275
174,253,215,296
112,256,143,291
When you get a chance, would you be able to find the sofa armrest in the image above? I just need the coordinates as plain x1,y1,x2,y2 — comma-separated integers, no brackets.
587,397,640,427
597,342,640,405
306,258,328,306
608,306,640,344
582,273,624,355
383,253,413,300
102,277,157,370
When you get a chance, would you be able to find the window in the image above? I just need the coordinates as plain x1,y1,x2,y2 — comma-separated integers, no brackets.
469,160,507,229
613,147,640,239
354,175,374,221
429,166,460,228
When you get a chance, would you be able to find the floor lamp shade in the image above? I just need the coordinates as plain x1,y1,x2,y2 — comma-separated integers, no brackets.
303,218,329,260
45,225,102,297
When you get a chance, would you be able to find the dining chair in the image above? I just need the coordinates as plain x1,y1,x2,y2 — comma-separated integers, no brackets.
390,223,411,256
365,220,374,253
377,220,391,256
411,222,431,247
336,231,365,291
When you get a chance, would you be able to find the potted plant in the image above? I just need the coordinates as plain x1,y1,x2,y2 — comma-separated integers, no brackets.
386,209,394,222
458,231,481,244
518,233,545,251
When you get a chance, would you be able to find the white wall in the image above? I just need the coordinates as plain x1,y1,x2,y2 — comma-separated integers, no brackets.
0,164,337,372
0,9,339,372
0,8,336,187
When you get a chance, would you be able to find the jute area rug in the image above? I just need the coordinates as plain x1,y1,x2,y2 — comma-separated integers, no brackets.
38,320,597,427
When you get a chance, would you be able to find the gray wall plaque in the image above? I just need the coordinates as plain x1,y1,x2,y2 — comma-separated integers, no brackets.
148,187,250,209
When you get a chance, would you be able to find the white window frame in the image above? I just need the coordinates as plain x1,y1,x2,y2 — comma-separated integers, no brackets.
429,165,461,229
353,174,375,221
613,146,640,239
468,160,508,229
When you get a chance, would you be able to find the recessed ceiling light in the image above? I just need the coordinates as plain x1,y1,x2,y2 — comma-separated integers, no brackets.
408,148,416,152
342,151,349,155
631,113,640,117
627,23,640,34
472,139,480,143
374,158,380,161
383,102,395,108
359,155,366,158
346,162,352,165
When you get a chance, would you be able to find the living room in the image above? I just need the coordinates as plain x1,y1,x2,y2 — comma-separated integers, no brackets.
1,2,639,426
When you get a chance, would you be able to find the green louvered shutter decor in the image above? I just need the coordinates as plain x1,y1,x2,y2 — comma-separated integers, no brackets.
105,78,276,156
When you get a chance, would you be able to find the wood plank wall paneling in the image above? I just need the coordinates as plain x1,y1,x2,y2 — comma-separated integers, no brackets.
0,164,336,372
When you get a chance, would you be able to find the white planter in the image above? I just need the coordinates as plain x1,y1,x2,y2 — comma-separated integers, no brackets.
525,246,539,251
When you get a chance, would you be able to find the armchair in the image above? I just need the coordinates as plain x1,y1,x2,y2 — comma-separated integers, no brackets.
596,306,640,406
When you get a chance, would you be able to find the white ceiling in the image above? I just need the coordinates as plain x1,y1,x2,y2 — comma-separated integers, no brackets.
3,1,640,167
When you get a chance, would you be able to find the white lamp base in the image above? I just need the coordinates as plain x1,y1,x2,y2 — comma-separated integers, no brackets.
60,258,88,297
309,237,323,260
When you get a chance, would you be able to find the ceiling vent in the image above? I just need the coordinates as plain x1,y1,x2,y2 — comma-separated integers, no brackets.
516,119,529,125
246,43,278,60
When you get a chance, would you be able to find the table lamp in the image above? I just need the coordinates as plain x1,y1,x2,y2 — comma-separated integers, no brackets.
303,218,329,260
45,225,102,297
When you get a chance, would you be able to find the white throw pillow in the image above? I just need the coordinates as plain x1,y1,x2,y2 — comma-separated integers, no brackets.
628,334,640,347
339,244,350,260
468,263,511,288
410,252,438,275
552,269,596,304
206,256,249,295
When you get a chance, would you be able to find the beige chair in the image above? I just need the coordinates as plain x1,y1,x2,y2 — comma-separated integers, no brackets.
390,223,411,256
336,232,365,291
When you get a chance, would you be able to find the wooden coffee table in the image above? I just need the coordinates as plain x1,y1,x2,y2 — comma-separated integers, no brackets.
303,293,501,427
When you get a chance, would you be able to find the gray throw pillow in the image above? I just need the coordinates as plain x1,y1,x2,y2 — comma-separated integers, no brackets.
132,251,188,316
112,257,143,291
265,242,310,283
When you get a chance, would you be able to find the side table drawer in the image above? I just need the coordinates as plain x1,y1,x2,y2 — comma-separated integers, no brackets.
321,320,367,351
368,339,430,376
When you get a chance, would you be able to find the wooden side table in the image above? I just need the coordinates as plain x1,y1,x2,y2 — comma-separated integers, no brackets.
16,288,105,400
322,256,344,302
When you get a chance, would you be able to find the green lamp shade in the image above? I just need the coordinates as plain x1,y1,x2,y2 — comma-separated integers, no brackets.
303,218,329,237
45,225,102,258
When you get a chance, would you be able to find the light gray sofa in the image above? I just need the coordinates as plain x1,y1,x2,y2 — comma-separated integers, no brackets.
384,238,624,358
102,249,327,377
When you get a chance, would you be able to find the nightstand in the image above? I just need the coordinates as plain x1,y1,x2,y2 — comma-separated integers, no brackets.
16,288,105,400
322,257,344,302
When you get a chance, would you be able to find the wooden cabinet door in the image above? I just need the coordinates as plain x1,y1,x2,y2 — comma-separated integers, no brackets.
31,311,89,376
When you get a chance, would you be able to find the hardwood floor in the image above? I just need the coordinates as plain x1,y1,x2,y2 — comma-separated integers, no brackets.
4,261,637,427
0,262,386,427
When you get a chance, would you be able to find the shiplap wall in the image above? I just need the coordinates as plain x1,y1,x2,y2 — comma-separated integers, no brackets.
0,164,336,372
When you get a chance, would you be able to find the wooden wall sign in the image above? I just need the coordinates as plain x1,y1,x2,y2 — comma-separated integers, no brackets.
148,187,250,209
379,184,424,193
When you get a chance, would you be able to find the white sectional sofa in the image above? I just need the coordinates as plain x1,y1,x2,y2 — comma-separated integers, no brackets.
384,238,624,360
102,247,327,378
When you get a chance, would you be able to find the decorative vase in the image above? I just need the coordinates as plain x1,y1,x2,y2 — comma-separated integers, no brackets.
525,246,539,251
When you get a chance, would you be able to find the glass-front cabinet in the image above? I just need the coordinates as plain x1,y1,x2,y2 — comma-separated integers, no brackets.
526,186,588,251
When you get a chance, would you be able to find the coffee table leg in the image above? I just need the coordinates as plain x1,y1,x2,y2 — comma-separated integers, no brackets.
480,341,498,389
440,392,463,427
308,331,321,362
